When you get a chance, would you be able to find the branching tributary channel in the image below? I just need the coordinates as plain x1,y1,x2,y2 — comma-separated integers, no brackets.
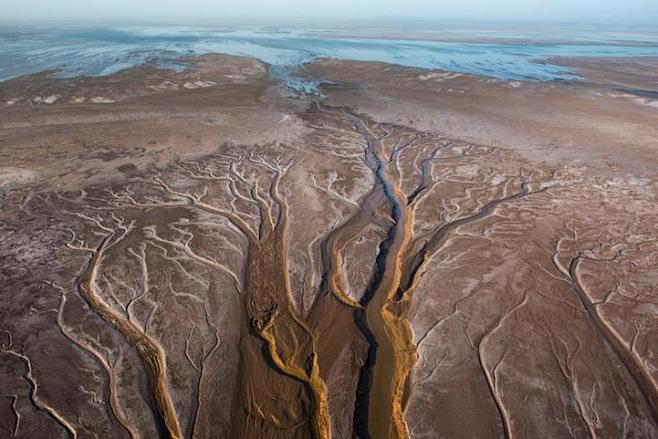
64,100,553,439
317,103,547,439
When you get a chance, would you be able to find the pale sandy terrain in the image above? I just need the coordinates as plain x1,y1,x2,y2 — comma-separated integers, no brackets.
304,58,658,173
1,54,657,439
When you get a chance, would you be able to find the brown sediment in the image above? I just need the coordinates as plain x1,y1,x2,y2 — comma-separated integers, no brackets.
242,226,332,439
305,103,551,438
346,113,418,439
552,235,658,424
343,107,554,438
153,100,426,437
53,283,139,439
156,157,332,438
3,53,658,438
151,102,460,438
0,349,79,438
74,230,184,439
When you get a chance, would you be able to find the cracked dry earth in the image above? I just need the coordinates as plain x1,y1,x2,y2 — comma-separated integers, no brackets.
1,56,658,439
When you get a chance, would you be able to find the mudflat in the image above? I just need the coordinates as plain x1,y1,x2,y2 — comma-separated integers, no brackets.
1,53,657,438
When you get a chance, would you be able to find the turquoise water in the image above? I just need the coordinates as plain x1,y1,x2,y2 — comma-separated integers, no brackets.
1,26,657,91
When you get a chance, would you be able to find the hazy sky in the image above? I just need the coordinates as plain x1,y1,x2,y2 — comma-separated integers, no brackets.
4,0,658,24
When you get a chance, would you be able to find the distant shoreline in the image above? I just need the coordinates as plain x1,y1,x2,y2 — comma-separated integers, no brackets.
2,26,658,87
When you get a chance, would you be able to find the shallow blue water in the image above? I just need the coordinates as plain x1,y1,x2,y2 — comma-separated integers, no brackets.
1,26,657,91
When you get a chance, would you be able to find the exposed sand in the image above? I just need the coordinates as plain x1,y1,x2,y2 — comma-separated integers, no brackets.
1,54,657,439
303,57,658,174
